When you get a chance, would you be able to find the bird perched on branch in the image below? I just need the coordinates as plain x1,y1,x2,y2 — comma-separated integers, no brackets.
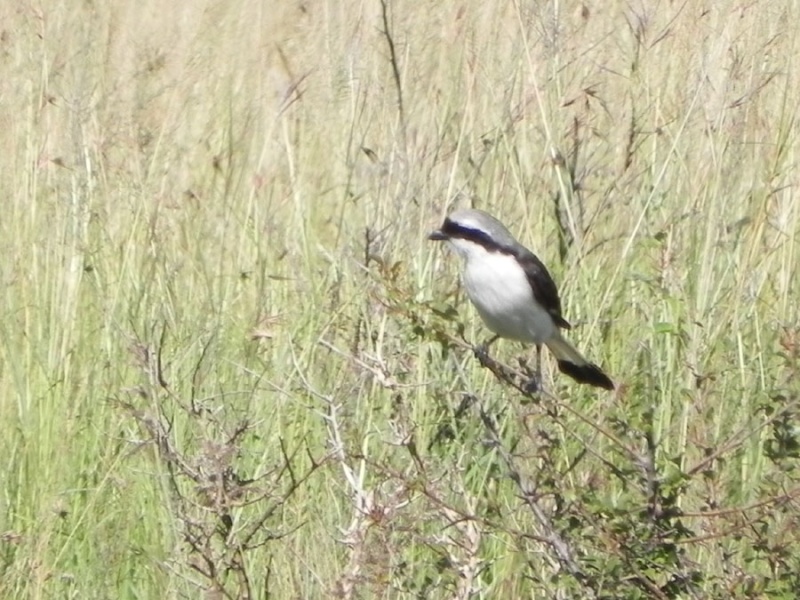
429,208,613,390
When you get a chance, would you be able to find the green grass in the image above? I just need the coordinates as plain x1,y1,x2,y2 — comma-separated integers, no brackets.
2,1,800,598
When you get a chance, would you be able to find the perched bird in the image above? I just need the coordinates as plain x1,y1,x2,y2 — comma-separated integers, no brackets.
429,208,613,390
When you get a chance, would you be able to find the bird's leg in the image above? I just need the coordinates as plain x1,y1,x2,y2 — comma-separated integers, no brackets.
523,344,542,394
473,335,499,364
536,343,542,382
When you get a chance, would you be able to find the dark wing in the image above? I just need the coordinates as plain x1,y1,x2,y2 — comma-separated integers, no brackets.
514,249,571,330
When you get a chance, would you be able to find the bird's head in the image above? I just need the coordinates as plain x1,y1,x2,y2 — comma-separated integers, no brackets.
428,209,515,261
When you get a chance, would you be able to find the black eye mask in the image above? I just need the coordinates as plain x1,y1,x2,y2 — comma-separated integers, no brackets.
441,218,505,253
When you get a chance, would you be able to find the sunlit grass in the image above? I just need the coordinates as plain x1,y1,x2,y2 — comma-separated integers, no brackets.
1,0,799,598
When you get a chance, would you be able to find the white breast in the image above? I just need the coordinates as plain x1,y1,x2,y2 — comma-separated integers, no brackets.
458,245,556,344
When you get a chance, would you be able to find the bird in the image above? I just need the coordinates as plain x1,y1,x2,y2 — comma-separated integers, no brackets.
428,208,614,390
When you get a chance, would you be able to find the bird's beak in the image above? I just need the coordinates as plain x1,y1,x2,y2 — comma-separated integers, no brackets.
428,229,448,241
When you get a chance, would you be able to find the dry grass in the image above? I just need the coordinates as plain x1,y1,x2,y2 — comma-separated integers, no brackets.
1,0,799,598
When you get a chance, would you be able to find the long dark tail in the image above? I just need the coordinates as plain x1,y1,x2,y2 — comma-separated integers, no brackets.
545,334,614,390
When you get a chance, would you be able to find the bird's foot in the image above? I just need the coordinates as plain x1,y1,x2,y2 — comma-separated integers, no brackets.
473,336,499,365
473,343,492,366
522,375,540,395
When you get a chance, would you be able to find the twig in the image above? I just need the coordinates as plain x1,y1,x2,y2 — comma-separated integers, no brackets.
475,400,592,591
378,0,405,129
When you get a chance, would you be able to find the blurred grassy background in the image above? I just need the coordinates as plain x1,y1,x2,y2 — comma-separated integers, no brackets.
1,0,799,598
